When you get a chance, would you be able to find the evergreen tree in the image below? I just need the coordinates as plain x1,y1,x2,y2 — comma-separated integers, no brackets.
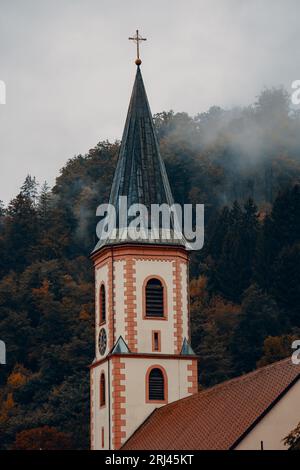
230,284,280,375
38,182,52,221
272,244,300,328
271,185,300,253
254,215,276,291
206,206,231,260
4,192,38,271
21,175,39,205
211,200,258,303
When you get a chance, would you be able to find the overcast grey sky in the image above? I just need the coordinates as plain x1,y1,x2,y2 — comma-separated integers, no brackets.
0,0,299,203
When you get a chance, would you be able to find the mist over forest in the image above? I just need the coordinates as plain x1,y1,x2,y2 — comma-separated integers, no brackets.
56,86,300,252
0,87,300,449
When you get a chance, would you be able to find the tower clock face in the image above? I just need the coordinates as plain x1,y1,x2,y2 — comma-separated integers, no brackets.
98,328,107,356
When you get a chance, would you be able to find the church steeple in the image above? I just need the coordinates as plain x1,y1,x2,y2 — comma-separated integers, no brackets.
90,36,198,451
92,60,187,254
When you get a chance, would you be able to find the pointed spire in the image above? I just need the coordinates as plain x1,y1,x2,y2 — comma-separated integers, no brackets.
92,64,188,254
109,66,174,212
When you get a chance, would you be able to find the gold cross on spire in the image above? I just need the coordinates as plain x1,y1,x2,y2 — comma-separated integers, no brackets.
129,29,147,65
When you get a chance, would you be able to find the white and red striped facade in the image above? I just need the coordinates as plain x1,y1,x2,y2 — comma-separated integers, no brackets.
90,244,198,450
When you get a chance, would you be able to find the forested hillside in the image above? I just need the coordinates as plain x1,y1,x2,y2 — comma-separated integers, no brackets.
0,88,300,449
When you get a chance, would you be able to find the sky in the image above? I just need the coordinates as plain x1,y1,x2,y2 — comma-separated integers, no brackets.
0,0,299,204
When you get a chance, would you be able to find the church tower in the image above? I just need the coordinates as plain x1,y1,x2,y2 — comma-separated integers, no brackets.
90,34,198,450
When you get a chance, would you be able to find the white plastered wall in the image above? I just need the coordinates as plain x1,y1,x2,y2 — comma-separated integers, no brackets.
92,361,110,450
113,259,126,341
123,357,194,441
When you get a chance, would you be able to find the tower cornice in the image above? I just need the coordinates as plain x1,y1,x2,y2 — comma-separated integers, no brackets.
89,352,199,370
91,243,190,265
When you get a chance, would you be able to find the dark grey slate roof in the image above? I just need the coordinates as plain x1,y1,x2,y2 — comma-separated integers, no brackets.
180,338,196,356
110,65,174,211
110,336,130,355
92,66,188,254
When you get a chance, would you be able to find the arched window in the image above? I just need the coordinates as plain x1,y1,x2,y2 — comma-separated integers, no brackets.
145,278,164,318
100,284,106,323
147,367,167,402
100,373,106,407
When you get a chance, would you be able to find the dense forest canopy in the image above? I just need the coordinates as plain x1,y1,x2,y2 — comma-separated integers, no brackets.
0,87,299,449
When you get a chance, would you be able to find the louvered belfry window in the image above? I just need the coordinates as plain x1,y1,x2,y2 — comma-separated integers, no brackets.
145,278,164,317
100,284,106,323
149,368,165,401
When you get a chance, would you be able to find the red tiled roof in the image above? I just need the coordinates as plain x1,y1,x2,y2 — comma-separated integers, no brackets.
122,358,300,450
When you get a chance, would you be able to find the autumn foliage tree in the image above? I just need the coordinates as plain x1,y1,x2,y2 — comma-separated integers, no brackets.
12,426,72,450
